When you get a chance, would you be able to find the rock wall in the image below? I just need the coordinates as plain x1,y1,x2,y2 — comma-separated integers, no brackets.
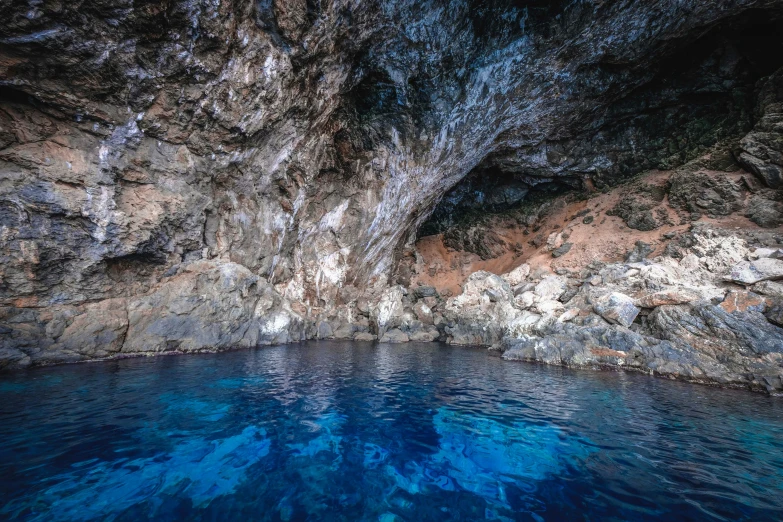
2,0,783,378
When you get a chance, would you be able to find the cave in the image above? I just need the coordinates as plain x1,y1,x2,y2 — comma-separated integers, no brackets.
0,0,781,376
418,6,783,245
3,0,783,518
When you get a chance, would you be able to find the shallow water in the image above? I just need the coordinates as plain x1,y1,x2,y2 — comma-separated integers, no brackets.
1,342,782,521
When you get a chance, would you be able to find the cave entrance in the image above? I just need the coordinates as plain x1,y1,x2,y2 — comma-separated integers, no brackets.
418,6,783,246
417,167,576,241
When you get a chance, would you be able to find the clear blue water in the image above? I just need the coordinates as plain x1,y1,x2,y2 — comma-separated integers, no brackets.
1,342,782,522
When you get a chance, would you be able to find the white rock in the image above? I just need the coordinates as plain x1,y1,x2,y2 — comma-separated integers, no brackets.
412,302,434,324
591,292,640,328
371,286,405,335
446,271,521,326
535,299,564,315
515,291,536,309
750,248,783,260
679,254,700,270
534,276,567,301
452,271,514,307
380,328,409,343
506,311,542,337
730,258,783,284
546,232,563,251
691,233,748,273
502,263,531,286
636,288,701,308
641,264,678,286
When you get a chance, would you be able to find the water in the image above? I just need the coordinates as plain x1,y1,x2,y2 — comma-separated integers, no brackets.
1,342,782,522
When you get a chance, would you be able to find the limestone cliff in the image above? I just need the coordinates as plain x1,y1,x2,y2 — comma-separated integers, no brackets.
1,0,783,389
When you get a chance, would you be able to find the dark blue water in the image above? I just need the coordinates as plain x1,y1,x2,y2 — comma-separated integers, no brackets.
1,342,782,521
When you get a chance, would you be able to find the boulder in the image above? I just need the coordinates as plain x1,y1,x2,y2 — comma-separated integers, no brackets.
740,151,783,189
586,275,603,286
371,286,405,338
458,271,514,301
408,325,440,342
552,243,572,258
316,321,334,339
557,308,580,323
729,258,783,284
546,232,564,251
649,303,783,357
502,264,531,286
765,298,783,327
745,195,783,228
483,288,504,303
414,286,438,299
380,329,409,343
121,261,305,354
515,291,536,309
0,346,31,370
513,282,536,296
446,323,506,347
625,241,654,263
534,299,565,315
720,290,766,314
332,321,355,340
423,296,439,308
751,247,783,260
534,276,567,301
591,292,640,327
413,302,434,324
752,280,783,298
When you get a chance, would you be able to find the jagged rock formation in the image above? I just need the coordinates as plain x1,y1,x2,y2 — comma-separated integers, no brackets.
2,0,783,388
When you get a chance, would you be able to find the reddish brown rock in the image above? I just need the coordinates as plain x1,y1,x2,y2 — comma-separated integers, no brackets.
720,290,767,314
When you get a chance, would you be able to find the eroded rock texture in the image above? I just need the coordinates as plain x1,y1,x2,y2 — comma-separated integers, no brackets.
2,0,783,373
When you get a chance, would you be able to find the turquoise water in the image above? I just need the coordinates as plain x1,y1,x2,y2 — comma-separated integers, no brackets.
1,341,782,521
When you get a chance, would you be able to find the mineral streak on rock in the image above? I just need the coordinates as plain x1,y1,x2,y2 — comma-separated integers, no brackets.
1,0,783,391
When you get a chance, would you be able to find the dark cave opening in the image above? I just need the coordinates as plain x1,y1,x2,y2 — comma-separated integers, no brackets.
418,172,575,239
418,6,783,243
0,85,34,106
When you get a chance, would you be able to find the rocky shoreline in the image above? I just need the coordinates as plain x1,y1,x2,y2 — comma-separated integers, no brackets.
1,1,783,394
365,225,783,395
4,189,783,395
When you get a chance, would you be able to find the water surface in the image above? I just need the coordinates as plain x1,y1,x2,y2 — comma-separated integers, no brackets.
1,342,782,521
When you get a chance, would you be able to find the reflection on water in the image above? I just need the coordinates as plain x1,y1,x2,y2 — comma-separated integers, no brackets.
0,341,782,521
